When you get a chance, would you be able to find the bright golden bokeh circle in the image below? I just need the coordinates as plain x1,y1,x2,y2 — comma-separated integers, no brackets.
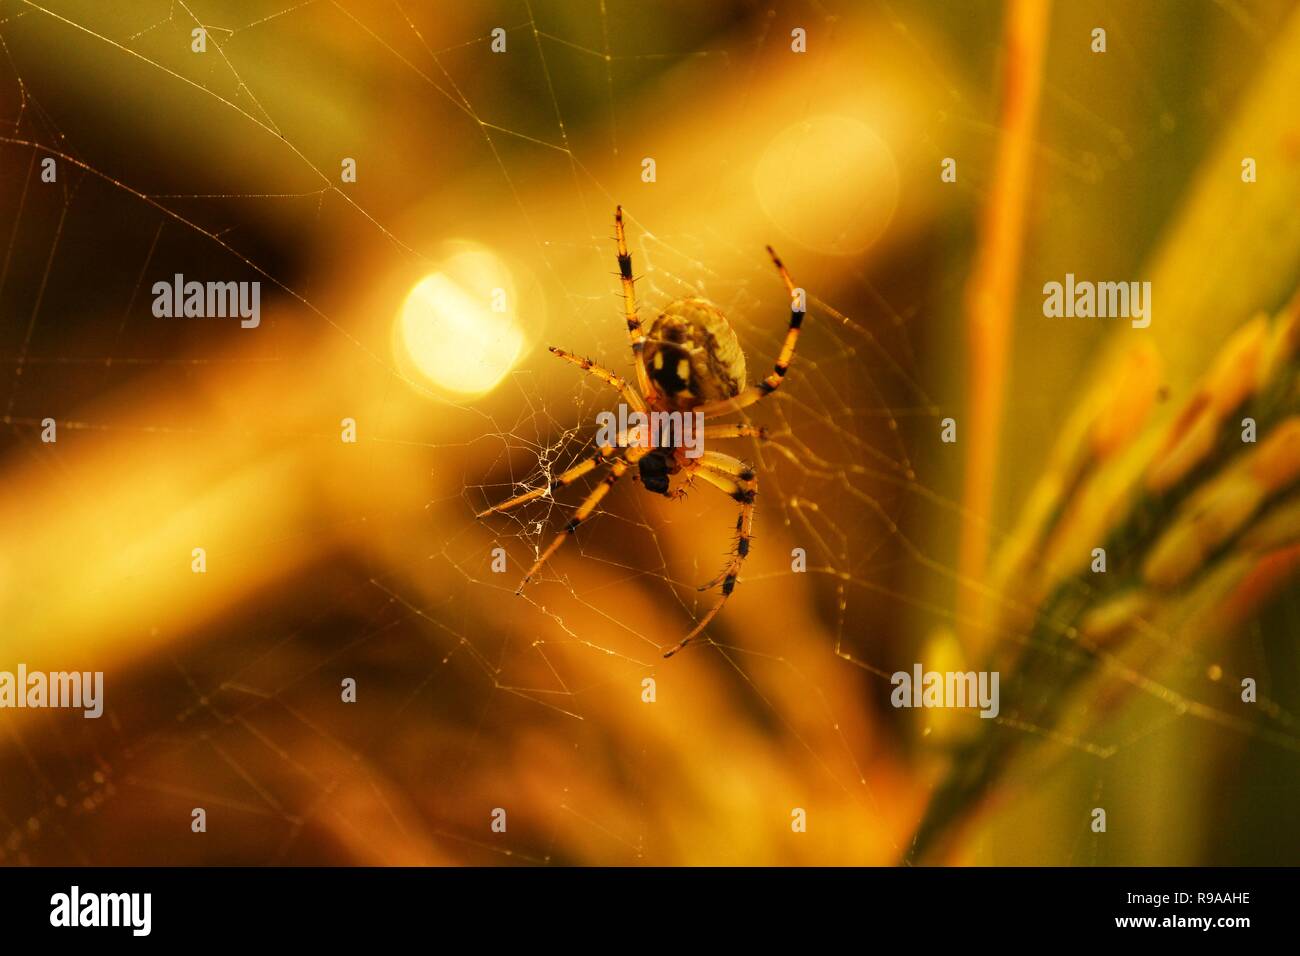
754,116,900,256
394,246,527,397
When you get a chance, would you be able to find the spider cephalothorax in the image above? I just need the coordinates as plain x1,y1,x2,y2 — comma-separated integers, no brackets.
478,206,806,657
636,446,676,496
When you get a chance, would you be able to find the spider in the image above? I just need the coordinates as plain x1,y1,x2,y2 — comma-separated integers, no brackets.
477,207,806,657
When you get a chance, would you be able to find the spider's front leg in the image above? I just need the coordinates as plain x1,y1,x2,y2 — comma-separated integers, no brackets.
476,444,619,518
702,423,769,442
661,453,757,658
516,445,648,593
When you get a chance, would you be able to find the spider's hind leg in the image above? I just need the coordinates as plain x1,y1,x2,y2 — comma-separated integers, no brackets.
693,246,805,419
614,206,655,403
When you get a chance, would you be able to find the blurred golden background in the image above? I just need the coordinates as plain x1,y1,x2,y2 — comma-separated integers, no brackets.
1,0,1299,865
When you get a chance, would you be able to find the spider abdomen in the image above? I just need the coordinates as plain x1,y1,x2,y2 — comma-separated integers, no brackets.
644,298,746,408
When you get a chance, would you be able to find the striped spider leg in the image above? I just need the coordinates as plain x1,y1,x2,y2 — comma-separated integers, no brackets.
515,443,649,593
693,246,804,418
477,348,648,592
660,450,758,658
614,206,656,403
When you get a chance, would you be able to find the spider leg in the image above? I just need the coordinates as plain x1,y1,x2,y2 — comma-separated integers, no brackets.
662,472,698,501
476,444,620,518
662,456,757,658
547,347,647,413
702,423,769,442
614,206,656,404
698,450,754,474
516,445,647,593
694,246,805,418
690,452,757,589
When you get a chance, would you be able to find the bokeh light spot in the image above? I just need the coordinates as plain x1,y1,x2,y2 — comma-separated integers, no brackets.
754,116,899,256
396,247,526,397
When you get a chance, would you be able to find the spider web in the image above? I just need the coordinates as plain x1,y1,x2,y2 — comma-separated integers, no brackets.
0,0,1297,867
